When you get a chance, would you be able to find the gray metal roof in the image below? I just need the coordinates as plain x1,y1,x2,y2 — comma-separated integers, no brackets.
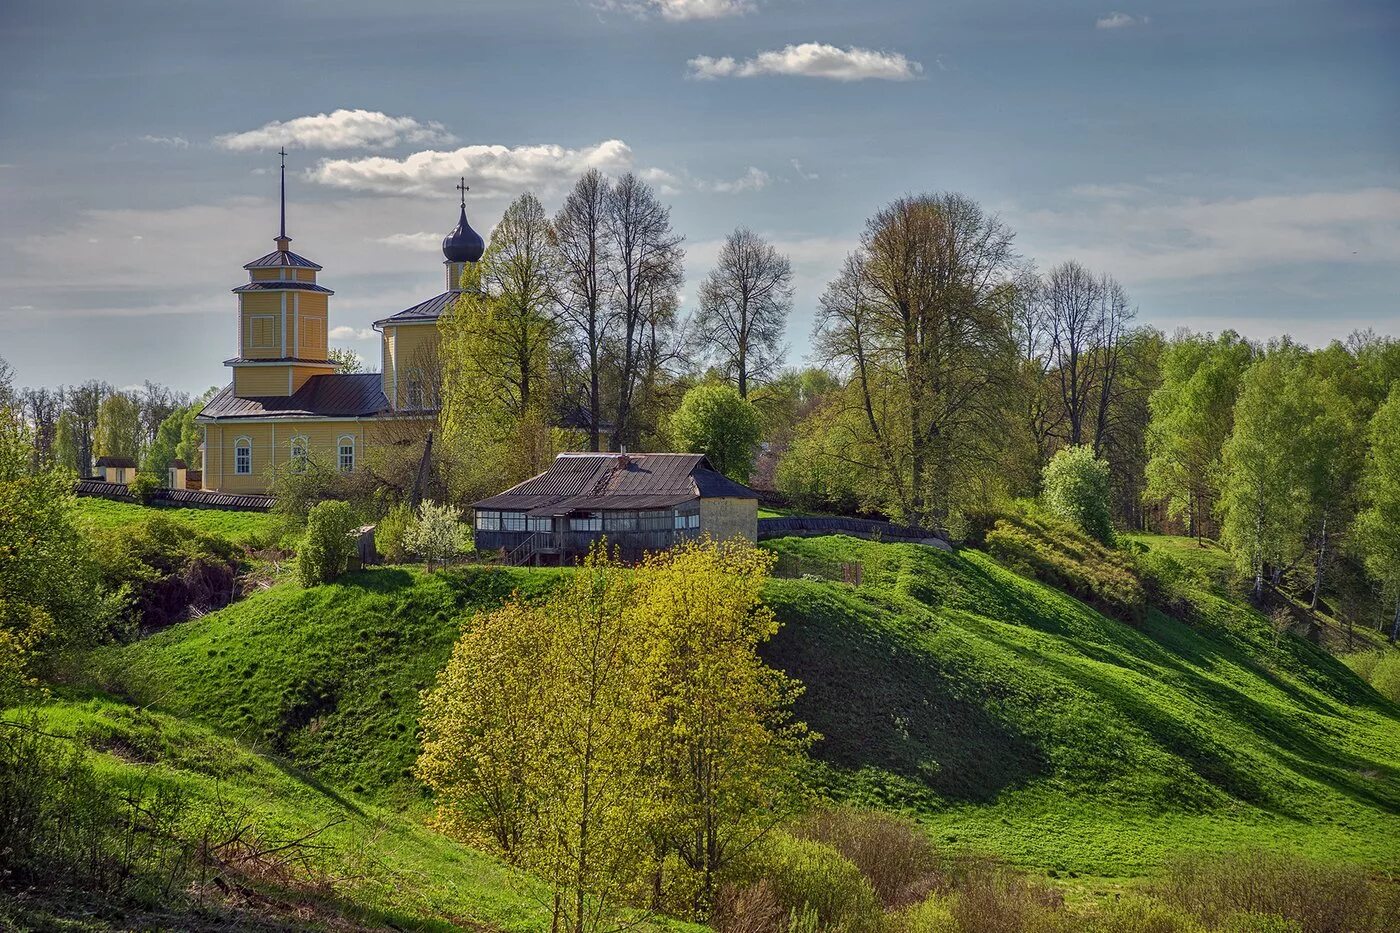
474,452,758,513
197,373,389,421
243,249,322,271
95,456,137,468
222,356,338,366
232,281,334,295
373,290,459,327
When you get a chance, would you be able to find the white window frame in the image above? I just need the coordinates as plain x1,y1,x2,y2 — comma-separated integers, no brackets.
289,435,309,473
475,509,501,531
337,434,355,472
234,436,252,475
569,513,603,532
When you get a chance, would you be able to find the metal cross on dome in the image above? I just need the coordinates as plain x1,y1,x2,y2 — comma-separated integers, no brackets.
456,177,469,209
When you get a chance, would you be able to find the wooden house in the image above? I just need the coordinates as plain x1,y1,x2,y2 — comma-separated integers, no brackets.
473,453,759,563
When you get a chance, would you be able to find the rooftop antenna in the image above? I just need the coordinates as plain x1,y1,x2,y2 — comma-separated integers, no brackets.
278,146,288,241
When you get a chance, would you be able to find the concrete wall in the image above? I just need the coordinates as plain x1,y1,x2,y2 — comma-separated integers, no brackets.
699,497,758,544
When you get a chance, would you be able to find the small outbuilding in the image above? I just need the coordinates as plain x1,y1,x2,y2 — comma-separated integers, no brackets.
473,452,759,563
167,459,188,490
95,456,137,485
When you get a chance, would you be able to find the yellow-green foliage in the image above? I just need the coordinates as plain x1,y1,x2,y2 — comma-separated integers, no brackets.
419,539,811,924
373,501,414,563
755,833,882,932
984,508,1146,622
297,500,358,586
1343,650,1400,703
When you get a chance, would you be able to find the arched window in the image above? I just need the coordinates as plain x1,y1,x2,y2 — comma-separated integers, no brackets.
289,435,308,473
337,435,355,472
234,436,252,475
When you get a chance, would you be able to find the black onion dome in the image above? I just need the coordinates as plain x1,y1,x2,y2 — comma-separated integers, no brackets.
442,205,485,263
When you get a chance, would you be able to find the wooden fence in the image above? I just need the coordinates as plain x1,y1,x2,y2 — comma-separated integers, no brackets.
73,480,276,513
757,515,945,543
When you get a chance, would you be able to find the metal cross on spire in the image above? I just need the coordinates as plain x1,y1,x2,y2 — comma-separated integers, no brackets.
278,147,289,240
456,177,469,210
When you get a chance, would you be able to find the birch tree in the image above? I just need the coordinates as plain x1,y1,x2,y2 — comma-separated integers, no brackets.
553,170,614,450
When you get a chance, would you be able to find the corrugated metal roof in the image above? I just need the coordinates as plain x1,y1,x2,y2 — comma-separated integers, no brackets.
197,373,389,420
222,356,337,366
232,281,334,295
372,290,460,327
473,452,758,512
243,249,322,270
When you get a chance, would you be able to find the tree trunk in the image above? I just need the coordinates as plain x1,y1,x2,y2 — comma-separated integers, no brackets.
1390,596,1399,645
1310,513,1327,610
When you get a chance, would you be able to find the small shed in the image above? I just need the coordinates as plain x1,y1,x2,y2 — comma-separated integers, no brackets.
95,456,137,485
473,452,759,564
168,459,188,490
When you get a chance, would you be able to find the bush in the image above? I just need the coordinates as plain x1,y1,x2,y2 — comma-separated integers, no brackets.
791,808,942,909
296,500,359,587
983,508,1147,624
374,502,416,564
1155,849,1395,933
403,500,464,570
91,515,241,631
750,833,883,932
127,471,162,505
1041,445,1115,545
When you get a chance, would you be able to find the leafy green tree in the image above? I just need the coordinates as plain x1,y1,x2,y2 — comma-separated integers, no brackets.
296,500,359,587
53,410,81,476
418,539,809,926
328,347,363,374
1041,445,1115,545
1218,344,1311,601
1145,331,1254,540
670,383,762,482
94,391,143,461
0,370,113,701
141,394,209,477
1354,388,1400,641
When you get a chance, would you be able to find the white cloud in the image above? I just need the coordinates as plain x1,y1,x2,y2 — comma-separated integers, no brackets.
688,43,922,81
216,109,456,152
1096,12,1149,30
640,167,684,196
703,166,771,193
309,139,635,196
329,326,376,341
139,135,189,148
601,0,753,20
790,159,819,181
373,232,443,251
1020,188,1400,282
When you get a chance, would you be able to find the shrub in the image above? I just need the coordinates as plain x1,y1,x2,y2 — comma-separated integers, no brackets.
984,508,1147,623
91,515,241,631
296,500,358,587
374,502,416,564
403,500,464,570
751,833,882,932
127,471,162,505
791,808,942,908
1155,849,1392,933
944,864,1064,933
1041,445,1115,545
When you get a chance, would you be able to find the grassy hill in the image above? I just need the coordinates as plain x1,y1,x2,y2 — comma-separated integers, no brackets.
87,532,1400,885
74,496,288,547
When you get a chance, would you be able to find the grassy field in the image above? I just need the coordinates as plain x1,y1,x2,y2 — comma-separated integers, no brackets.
87,533,1400,888
74,496,289,546
760,534,1400,877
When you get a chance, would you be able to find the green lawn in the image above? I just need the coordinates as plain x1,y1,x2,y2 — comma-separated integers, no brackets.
74,496,289,546
85,533,1400,889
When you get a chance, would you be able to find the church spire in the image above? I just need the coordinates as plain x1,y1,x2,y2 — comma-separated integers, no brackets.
275,146,292,251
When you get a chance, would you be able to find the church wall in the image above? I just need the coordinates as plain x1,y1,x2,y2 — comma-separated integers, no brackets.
386,323,439,408
234,366,294,397
290,364,334,393
203,419,372,494
381,328,396,403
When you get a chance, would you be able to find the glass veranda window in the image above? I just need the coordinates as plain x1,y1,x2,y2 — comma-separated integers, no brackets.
527,516,553,533
501,512,526,532
475,510,501,531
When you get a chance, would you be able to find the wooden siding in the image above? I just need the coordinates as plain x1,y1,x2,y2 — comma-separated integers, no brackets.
203,420,371,494
387,323,438,408
476,527,702,561
233,365,292,397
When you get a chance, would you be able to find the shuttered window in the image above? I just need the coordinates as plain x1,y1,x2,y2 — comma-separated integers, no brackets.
248,315,276,348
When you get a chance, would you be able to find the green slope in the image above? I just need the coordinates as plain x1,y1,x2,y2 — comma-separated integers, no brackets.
90,538,1400,882
75,496,288,546
760,535,1400,875
7,696,554,931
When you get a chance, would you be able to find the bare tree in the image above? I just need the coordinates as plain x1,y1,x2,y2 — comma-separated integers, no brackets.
21,386,63,469
552,170,614,450
604,173,683,450
695,228,792,398
65,379,109,477
139,381,186,448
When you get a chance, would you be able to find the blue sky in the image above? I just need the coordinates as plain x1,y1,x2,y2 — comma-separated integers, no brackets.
1,0,1397,395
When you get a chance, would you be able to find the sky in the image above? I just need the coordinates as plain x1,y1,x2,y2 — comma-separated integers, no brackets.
1,0,1397,396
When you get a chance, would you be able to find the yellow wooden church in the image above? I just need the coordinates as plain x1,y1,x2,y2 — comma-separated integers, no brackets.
196,161,484,494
